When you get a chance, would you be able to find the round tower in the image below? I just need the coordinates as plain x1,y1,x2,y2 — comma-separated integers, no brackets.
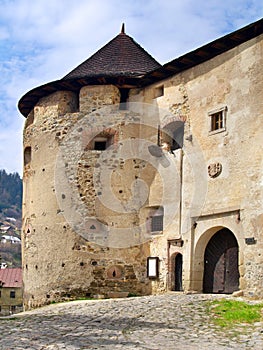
19,26,164,309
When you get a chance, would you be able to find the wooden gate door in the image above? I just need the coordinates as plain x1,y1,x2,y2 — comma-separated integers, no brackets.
203,228,239,294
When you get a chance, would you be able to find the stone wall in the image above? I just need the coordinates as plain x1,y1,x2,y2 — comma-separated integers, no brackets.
22,34,263,308
22,85,156,309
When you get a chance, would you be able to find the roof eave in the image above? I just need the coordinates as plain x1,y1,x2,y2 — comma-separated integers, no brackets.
140,17,263,86
18,74,145,117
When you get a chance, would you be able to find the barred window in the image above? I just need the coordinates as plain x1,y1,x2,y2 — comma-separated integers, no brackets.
148,206,164,233
151,215,163,232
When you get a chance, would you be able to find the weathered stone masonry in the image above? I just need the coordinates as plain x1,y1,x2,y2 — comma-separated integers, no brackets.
19,20,263,309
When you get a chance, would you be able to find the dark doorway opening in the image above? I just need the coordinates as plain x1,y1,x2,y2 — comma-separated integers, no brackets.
174,253,183,291
119,88,129,110
203,228,239,294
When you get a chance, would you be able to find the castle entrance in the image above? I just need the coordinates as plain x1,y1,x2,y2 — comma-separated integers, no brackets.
203,228,239,294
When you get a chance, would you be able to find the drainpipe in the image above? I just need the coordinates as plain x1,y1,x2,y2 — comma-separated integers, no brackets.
179,148,184,239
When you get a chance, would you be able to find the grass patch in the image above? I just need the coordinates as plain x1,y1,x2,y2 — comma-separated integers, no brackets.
209,299,263,327
127,293,138,297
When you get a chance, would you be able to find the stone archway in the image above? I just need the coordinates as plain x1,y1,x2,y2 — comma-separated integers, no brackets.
203,228,239,294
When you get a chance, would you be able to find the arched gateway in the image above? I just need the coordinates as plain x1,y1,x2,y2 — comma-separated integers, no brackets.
203,228,239,294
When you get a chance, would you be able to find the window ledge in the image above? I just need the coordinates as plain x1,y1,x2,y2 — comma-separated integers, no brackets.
151,231,163,236
208,127,226,136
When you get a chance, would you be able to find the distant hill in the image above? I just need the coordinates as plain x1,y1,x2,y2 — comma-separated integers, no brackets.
0,170,22,267
0,169,22,219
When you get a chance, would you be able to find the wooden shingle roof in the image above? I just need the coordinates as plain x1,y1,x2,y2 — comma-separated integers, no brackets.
63,25,161,80
18,18,263,117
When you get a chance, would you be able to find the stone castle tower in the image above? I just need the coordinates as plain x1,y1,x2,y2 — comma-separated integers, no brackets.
19,20,263,309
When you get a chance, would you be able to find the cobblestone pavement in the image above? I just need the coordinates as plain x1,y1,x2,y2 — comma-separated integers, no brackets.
0,293,262,349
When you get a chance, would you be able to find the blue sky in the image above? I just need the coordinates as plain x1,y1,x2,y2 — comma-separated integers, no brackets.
0,0,262,175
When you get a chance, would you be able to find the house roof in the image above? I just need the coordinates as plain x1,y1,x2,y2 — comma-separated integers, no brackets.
0,268,22,288
18,18,263,117
63,24,161,80
1,235,21,242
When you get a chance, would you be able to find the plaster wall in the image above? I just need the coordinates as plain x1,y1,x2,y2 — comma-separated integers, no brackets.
138,35,263,297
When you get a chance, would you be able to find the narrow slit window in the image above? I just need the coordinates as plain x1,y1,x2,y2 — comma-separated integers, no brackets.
24,146,32,166
119,89,129,110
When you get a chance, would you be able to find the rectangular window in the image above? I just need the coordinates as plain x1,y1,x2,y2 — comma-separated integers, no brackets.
94,141,107,150
208,106,227,134
211,112,223,130
154,85,164,98
151,215,163,232
10,290,15,299
148,206,164,233
119,88,129,110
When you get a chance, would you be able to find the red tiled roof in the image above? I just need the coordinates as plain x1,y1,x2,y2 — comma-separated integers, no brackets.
63,30,161,80
0,268,22,288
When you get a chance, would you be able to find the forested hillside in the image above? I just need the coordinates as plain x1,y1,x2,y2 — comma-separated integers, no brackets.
0,169,22,217
0,170,22,267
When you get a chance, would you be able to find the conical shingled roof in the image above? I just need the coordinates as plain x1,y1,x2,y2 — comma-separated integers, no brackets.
63,25,161,80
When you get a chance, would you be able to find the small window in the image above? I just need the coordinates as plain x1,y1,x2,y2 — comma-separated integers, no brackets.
11,305,16,312
151,215,163,232
0,290,1,298
10,290,15,298
149,206,164,233
209,106,227,134
25,111,34,128
94,141,107,150
93,138,108,151
211,112,223,130
154,85,164,98
24,146,32,166
119,88,129,110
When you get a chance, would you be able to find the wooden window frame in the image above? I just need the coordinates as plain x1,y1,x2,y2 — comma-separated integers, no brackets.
208,106,227,135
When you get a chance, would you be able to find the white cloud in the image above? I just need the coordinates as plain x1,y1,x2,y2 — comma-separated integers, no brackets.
0,0,262,175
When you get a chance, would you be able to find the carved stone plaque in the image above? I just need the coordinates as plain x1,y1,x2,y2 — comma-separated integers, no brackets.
208,162,222,178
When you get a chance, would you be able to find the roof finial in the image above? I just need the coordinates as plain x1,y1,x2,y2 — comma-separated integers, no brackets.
121,23,125,34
